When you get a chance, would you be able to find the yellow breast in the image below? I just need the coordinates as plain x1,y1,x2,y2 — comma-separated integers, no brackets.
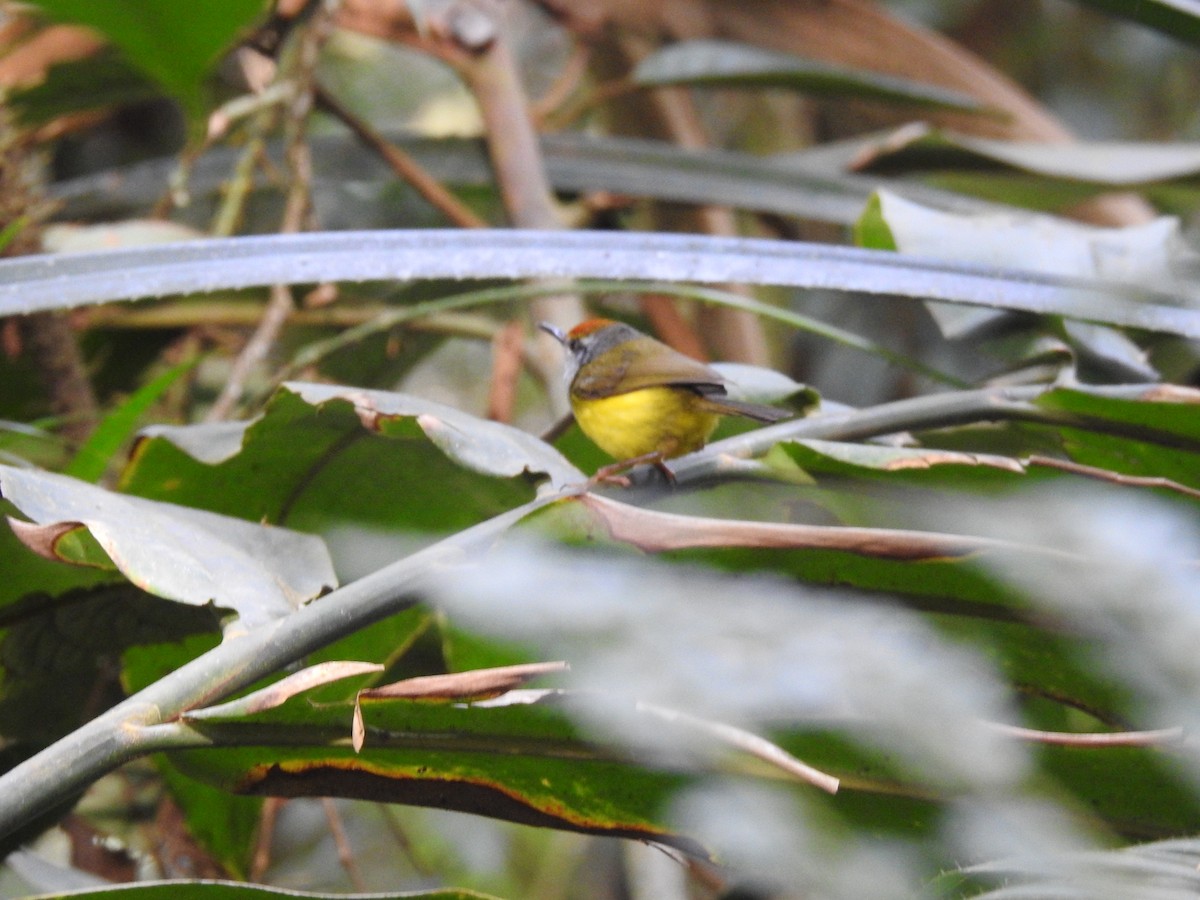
570,386,720,460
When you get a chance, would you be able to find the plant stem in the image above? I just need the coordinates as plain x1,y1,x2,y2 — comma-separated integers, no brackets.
0,495,554,843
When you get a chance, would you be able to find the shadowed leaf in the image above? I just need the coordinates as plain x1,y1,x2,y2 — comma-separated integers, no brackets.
0,466,336,628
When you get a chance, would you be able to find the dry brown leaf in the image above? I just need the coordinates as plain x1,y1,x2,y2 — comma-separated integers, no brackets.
6,516,83,562
353,661,569,752
579,493,1000,560
184,661,384,720
359,661,570,703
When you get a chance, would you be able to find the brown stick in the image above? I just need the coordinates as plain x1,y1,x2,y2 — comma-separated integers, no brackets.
486,319,526,423
642,78,769,365
314,83,488,229
321,797,367,891
441,0,585,412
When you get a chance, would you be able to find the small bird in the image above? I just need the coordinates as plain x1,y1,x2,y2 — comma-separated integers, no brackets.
540,318,792,477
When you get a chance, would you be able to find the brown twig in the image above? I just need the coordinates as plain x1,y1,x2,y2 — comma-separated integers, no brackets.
152,793,229,878
639,75,769,365
314,82,488,229
449,11,558,229
530,40,592,127
439,0,585,411
487,319,526,423
541,76,640,131
321,797,368,891
1026,455,1200,502
250,797,282,880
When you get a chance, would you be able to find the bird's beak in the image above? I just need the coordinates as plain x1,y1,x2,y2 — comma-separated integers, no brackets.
538,321,566,344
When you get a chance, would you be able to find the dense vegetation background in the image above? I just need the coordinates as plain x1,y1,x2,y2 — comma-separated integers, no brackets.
2,1,1200,897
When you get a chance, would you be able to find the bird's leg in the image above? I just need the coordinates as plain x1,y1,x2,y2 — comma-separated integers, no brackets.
588,451,673,488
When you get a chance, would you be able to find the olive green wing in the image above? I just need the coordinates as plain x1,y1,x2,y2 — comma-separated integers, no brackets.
571,335,727,398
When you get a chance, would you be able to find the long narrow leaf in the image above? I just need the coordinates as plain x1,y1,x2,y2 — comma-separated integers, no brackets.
635,39,984,111
53,132,995,227
1069,0,1200,46
1,230,1198,338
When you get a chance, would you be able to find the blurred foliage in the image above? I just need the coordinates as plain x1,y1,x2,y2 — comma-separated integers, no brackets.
2,0,1200,898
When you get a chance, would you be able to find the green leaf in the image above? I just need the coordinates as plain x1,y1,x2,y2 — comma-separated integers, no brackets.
854,123,1200,186
66,357,199,483
852,192,898,251
0,586,218,743
0,466,336,628
634,39,984,112
120,385,576,545
170,692,705,857
26,0,267,115
1035,384,1200,488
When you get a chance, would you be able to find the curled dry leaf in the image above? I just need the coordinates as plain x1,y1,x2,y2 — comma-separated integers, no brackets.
6,517,89,564
361,661,570,703
184,661,385,721
353,661,569,752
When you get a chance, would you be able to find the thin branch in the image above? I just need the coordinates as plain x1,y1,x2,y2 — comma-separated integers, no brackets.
250,798,281,881
486,319,525,423
660,385,1043,484
314,83,488,229
530,41,591,126
1026,455,1200,501
637,63,768,364
206,282,297,420
322,798,367,891
210,134,269,238
443,0,585,404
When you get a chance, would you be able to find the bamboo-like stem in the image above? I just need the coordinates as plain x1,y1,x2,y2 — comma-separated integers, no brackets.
0,495,555,843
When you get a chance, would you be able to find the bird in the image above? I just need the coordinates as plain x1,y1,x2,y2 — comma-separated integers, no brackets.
540,318,792,480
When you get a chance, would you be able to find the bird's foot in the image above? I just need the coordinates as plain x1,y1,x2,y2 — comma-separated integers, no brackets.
585,451,675,489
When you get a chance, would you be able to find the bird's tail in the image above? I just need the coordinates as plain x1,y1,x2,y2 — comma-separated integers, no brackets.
698,397,793,423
